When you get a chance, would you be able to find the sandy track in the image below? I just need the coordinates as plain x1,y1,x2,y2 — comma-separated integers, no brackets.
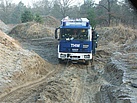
2,26,136,103
0,63,94,103
0,64,64,102
0,37,104,103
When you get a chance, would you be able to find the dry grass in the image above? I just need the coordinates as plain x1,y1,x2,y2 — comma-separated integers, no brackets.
43,15,60,28
8,22,54,39
95,24,137,64
0,30,53,95
8,16,60,39
0,30,21,50
97,25,137,44
0,20,10,33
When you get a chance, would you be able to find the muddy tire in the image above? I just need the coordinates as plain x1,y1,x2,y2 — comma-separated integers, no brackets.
90,59,93,65
58,59,64,64
85,60,90,65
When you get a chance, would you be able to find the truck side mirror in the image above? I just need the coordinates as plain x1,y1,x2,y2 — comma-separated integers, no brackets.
97,34,99,39
55,27,60,39
55,28,58,39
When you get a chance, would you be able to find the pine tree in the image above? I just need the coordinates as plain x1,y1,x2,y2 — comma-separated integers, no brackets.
21,10,34,23
34,14,43,24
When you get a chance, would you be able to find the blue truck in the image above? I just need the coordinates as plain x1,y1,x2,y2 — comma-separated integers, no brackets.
55,17,98,64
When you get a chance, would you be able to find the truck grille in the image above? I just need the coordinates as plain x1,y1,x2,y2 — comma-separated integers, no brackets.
70,56,80,59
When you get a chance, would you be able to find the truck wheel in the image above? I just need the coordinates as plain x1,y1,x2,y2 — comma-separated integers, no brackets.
90,59,93,65
58,59,63,64
85,60,89,65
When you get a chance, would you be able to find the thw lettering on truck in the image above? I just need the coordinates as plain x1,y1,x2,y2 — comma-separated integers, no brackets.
71,44,80,47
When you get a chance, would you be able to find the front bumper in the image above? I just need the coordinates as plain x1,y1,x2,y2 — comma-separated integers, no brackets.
58,52,92,60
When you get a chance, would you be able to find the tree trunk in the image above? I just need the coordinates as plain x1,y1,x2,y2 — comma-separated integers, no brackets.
107,0,111,26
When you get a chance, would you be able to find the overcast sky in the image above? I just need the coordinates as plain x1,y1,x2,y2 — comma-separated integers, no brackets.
12,0,101,6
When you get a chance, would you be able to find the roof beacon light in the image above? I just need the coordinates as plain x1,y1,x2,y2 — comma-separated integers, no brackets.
61,17,90,27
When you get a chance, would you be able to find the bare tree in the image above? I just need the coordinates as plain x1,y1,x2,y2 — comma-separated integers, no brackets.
32,0,53,15
54,0,74,18
95,0,111,26
95,0,119,26
0,0,13,23
0,0,12,12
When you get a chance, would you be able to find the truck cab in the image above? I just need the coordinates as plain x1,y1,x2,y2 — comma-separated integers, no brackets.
55,17,98,64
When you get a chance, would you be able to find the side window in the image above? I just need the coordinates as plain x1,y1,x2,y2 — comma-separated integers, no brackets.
61,29,65,39
72,29,78,39
66,29,72,38
61,29,72,39
79,29,88,40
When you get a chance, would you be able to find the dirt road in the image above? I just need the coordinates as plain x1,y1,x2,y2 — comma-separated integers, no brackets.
1,25,137,103
20,37,58,64
0,64,104,103
0,64,64,102
0,37,104,103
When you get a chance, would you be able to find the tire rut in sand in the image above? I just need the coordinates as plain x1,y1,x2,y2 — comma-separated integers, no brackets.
0,64,63,102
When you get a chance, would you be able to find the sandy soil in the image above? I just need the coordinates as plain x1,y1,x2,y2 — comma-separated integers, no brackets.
0,24,136,103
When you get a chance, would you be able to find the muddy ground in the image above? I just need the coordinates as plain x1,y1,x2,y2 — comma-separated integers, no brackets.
0,25,137,103
0,37,105,103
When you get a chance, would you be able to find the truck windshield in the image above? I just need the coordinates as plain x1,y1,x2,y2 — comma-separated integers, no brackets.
60,28,89,40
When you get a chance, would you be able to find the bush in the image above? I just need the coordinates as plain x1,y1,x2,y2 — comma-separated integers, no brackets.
34,14,43,24
21,11,43,24
21,10,34,23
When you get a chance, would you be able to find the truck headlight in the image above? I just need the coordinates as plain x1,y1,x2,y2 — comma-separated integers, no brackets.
60,54,66,58
83,45,89,48
84,55,90,58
